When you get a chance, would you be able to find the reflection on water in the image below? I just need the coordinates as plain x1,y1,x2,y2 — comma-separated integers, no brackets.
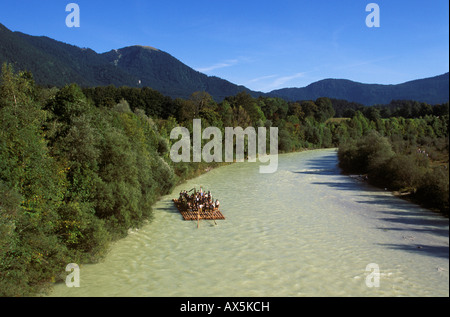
50,149,449,297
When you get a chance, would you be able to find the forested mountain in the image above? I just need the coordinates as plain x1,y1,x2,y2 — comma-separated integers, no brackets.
270,73,449,106
0,23,136,87
101,45,255,100
0,22,448,104
0,23,255,100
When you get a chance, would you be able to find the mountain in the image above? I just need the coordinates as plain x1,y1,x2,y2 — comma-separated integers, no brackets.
101,45,255,100
0,23,448,105
0,23,255,100
0,23,137,88
269,73,449,105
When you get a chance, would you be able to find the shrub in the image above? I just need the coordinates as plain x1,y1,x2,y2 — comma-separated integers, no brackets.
338,130,394,175
415,168,449,215
381,154,427,191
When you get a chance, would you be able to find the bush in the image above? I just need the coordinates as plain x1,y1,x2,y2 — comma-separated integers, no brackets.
338,126,448,216
415,168,449,215
338,139,362,173
338,130,394,175
279,129,293,152
380,154,427,190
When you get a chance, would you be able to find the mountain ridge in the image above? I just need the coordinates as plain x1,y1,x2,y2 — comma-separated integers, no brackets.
271,73,449,105
0,23,448,105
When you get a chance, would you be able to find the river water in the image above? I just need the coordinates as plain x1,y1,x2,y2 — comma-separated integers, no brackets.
50,149,449,297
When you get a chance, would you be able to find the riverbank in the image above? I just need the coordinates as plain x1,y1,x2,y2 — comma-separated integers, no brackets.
348,172,449,218
337,131,449,217
49,149,449,297
44,145,447,296
41,144,447,296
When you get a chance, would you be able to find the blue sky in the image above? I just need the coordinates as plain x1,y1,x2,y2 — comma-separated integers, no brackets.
0,0,448,92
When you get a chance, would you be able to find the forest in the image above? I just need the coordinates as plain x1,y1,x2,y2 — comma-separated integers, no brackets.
0,64,448,296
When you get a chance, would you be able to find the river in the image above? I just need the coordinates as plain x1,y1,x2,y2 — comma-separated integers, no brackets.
50,149,449,297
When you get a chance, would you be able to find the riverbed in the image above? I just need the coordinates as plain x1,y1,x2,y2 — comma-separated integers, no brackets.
50,149,449,297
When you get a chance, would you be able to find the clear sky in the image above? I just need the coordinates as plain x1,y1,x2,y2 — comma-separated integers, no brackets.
0,0,448,92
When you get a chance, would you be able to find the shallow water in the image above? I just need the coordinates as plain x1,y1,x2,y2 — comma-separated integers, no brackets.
50,149,449,297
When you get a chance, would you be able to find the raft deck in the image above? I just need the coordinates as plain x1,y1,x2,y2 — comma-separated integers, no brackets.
173,199,225,221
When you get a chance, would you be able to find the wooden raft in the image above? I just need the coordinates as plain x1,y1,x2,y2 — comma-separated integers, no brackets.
172,199,225,221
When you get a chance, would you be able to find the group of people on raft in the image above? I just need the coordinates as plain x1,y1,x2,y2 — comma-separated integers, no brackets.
178,187,220,213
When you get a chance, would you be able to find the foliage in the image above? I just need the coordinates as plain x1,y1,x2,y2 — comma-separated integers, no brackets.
338,122,448,215
0,62,448,296
0,65,176,296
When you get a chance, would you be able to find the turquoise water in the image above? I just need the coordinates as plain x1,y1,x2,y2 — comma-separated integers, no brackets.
50,149,449,297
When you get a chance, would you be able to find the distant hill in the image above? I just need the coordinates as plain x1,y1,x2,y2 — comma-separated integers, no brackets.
0,23,137,87
101,45,255,100
0,23,448,105
0,23,255,100
269,73,449,105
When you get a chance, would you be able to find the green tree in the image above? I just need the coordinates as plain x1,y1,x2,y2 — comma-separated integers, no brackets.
300,100,317,119
416,168,449,214
0,64,68,296
338,130,394,175
315,97,335,123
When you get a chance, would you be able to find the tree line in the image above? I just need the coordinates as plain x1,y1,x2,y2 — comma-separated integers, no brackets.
1,64,448,296
0,65,180,296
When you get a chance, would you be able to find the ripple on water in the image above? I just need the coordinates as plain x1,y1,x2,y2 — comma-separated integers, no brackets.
50,149,449,297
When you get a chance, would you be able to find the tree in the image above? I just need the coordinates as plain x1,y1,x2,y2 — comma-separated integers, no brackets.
419,103,433,117
190,91,215,118
315,97,335,122
232,106,252,128
416,168,449,214
338,130,394,176
288,102,305,121
217,100,233,127
364,107,381,122
384,154,426,190
301,100,318,119
278,128,293,152
0,64,68,296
